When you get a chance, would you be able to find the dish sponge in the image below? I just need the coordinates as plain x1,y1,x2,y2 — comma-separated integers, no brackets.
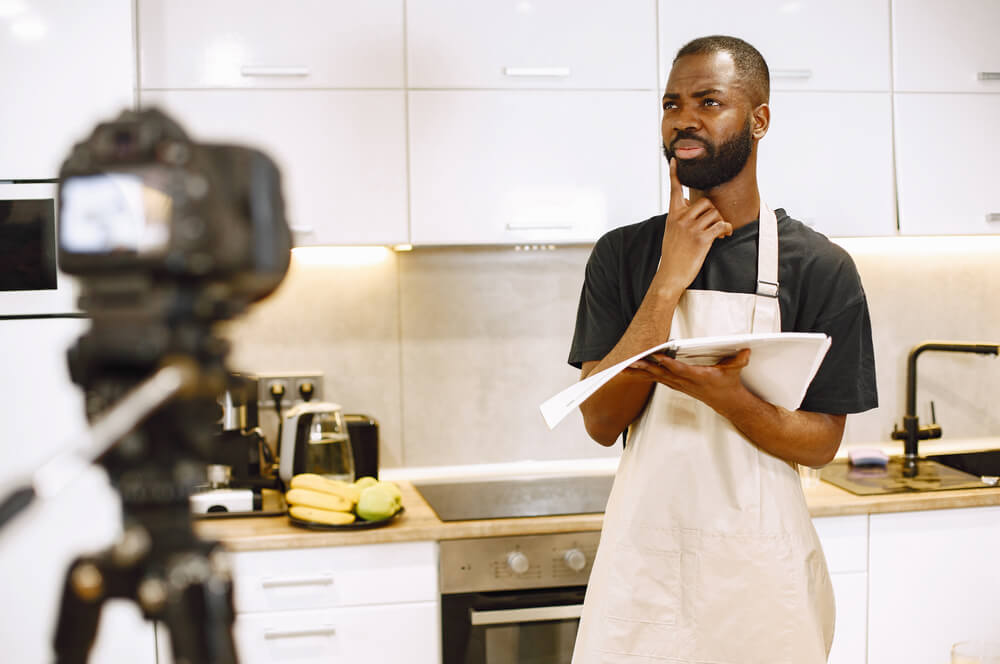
848,447,890,468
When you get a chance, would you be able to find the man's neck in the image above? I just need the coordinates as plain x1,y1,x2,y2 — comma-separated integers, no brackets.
687,163,762,230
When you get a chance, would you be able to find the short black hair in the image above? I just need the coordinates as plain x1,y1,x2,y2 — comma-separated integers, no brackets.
673,35,770,106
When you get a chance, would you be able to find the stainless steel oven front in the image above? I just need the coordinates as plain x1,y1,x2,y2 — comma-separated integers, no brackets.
439,531,600,664
0,181,78,316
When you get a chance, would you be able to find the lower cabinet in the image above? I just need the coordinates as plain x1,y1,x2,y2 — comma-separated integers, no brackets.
155,540,441,664
813,515,869,664
868,505,1000,664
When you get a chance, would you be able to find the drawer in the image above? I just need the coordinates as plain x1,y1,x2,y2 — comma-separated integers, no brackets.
229,541,438,612
138,0,404,88
233,602,440,664
813,514,867,574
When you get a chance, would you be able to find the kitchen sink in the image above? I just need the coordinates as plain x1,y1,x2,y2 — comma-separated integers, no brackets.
820,455,999,496
926,450,1000,479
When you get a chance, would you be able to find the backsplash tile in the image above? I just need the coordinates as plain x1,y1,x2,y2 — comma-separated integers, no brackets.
224,238,1000,469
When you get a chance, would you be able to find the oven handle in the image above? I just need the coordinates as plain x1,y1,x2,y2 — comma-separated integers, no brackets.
469,603,584,626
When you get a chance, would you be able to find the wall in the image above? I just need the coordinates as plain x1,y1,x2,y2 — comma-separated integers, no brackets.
223,235,1000,469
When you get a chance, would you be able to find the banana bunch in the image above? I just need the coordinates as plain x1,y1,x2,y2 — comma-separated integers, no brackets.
286,474,402,526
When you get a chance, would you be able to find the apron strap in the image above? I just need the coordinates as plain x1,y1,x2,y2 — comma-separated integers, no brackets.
751,205,780,333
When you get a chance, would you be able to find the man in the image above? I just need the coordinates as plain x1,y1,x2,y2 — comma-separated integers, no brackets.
567,36,877,663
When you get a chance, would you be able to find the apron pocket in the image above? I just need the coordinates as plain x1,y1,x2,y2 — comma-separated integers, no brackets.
604,541,680,626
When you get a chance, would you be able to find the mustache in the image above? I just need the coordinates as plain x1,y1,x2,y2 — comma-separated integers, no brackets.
668,131,710,151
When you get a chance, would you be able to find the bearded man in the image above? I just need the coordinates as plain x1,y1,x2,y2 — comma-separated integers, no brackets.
567,36,877,663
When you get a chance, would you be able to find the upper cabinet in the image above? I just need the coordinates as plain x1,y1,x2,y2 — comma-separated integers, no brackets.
407,0,656,90
657,0,891,92
893,0,1000,92
139,0,404,89
0,0,134,179
137,0,409,246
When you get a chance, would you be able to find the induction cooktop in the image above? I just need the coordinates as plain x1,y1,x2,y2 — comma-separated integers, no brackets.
412,474,615,521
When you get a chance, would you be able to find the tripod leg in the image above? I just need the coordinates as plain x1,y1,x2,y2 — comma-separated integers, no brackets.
160,547,239,664
52,556,108,664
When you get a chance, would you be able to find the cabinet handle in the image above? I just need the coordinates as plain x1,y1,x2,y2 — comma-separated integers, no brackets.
505,223,574,231
260,574,333,588
471,604,583,626
263,626,336,640
240,66,311,77
977,72,1000,81
771,69,813,79
987,213,1000,223
503,66,571,78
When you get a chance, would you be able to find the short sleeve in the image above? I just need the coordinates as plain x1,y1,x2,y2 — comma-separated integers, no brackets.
567,233,628,369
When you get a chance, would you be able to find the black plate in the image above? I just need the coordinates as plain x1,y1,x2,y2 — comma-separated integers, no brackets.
288,507,405,531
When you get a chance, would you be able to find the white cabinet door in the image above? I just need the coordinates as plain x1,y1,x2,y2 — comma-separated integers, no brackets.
828,572,868,664
895,94,1000,235
0,0,134,179
408,90,661,245
140,90,409,246
407,0,657,90
893,0,1000,92
138,0,404,89
658,0,891,92
868,506,1000,664
233,602,440,664
754,92,896,237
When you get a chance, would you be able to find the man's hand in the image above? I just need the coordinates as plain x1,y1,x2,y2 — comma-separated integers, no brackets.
628,348,750,413
658,158,733,292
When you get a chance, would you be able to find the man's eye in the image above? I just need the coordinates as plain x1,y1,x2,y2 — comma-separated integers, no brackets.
663,102,677,110
703,98,720,107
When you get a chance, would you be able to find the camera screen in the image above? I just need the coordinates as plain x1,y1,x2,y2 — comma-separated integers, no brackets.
60,171,173,255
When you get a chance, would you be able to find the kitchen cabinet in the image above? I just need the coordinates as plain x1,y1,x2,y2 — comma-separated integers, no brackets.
657,0,891,92
868,505,1000,664
408,90,661,245
138,0,404,89
406,0,657,90
158,541,440,664
137,0,408,247
813,515,868,664
756,92,897,237
892,0,1000,93
140,90,409,246
894,94,1000,235
0,0,134,179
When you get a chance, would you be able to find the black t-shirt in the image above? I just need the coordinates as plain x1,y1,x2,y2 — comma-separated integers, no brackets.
568,209,878,414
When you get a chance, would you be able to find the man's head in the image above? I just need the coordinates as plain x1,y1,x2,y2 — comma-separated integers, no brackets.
662,36,771,192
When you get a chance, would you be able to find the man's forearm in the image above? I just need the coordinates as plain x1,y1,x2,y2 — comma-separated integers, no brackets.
714,385,846,467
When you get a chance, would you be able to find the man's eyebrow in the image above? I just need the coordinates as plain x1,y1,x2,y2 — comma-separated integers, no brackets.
662,88,724,100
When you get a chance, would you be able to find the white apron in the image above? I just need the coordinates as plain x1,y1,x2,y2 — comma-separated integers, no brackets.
572,207,835,664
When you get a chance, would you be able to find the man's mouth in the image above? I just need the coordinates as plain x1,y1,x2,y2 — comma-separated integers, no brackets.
671,138,707,160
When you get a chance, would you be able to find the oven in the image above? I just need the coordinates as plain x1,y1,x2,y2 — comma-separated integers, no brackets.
413,474,614,664
439,531,599,664
0,181,79,316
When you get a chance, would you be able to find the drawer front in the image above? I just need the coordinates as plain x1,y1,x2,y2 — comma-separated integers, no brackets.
408,90,661,245
233,602,440,664
813,514,867,574
229,542,438,612
407,0,656,90
139,0,404,88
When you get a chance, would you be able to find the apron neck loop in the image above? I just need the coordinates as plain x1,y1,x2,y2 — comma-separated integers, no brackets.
751,205,780,334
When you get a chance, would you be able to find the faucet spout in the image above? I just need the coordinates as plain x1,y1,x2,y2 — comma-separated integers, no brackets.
891,341,1000,474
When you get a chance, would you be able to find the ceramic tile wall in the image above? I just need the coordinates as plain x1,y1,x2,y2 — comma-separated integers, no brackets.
223,238,1000,468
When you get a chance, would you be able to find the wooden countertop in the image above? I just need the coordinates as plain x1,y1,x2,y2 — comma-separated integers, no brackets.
194,477,1000,552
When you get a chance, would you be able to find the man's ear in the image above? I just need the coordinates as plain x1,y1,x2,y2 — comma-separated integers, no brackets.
752,103,770,140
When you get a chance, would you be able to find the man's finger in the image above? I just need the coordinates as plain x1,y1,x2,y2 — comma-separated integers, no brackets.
668,157,685,211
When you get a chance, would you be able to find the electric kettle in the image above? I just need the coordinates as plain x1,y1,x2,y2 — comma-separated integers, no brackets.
278,402,355,483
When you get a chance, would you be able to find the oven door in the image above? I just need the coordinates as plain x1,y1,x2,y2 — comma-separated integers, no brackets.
442,586,586,664
0,182,79,316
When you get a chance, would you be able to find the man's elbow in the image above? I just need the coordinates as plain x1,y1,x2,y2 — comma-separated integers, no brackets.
581,409,625,447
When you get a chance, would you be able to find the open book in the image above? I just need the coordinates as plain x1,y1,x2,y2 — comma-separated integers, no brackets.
540,332,831,429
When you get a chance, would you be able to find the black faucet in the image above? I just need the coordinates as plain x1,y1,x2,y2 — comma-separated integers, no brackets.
891,341,1000,477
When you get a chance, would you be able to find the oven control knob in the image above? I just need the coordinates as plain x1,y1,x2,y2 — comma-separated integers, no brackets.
506,551,530,575
563,548,587,572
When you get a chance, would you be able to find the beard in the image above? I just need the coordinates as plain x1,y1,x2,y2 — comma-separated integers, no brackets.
663,118,753,191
